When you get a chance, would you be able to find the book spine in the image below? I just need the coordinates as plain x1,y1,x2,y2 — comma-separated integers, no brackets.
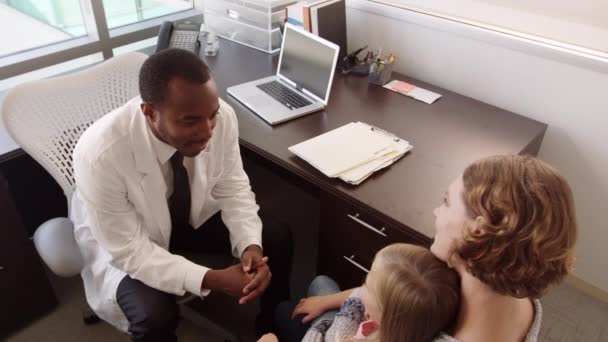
303,5,312,32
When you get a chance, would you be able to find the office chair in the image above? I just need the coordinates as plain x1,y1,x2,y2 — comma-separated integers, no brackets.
0,52,241,342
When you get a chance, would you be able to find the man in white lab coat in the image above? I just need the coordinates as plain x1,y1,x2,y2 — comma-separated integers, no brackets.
71,48,292,341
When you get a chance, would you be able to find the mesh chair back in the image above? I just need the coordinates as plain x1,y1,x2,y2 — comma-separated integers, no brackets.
1,52,147,210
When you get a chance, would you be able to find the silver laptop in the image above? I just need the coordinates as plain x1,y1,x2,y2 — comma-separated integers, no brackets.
227,23,340,125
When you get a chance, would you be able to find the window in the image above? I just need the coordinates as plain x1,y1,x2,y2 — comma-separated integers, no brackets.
372,0,608,57
0,0,86,58
0,0,201,86
112,37,157,56
0,53,103,92
104,0,193,29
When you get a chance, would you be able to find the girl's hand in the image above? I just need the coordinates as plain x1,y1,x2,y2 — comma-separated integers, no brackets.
258,333,278,342
292,296,331,323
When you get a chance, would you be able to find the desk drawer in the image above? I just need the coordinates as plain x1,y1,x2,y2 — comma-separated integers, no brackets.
318,192,424,288
0,240,58,338
0,173,57,338
319,250,370,289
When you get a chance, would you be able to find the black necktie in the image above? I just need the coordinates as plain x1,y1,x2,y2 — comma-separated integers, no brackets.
169,152,191,232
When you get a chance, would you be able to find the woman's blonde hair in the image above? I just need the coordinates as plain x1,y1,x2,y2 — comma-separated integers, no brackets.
365,243,460,342
459,155,577,298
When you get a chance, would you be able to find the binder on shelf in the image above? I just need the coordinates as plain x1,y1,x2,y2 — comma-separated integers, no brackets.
310,0,347,58
302,0,332,32
288,122,413,185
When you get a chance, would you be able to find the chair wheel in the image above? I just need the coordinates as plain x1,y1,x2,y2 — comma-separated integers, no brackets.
82,307,101,325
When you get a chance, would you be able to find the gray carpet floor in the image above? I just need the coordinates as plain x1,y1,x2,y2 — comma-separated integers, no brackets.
7,273,608,342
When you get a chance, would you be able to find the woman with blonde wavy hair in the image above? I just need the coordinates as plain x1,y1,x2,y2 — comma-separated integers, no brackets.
431,155,577,342
272,155,577,342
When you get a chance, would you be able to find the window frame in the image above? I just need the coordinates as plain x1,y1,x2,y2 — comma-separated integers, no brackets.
0,0,203,80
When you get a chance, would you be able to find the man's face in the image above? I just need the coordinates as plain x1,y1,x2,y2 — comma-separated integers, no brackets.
142,77,220,157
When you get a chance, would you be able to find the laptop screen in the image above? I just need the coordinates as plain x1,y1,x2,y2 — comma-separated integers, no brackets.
277,24,339,103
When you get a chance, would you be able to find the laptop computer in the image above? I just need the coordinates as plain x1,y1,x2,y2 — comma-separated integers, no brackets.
227,23,340,125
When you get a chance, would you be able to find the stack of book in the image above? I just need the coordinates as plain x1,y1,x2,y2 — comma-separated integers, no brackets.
288,122,413,185
285,0,347,57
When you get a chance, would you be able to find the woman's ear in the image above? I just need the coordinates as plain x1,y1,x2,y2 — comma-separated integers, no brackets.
470,216,486,237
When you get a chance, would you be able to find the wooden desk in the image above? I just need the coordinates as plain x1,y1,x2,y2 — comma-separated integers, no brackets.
204,39,547,287
0,38,547,292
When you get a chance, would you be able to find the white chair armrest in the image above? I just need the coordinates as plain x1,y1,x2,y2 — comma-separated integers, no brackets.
33,217,83,277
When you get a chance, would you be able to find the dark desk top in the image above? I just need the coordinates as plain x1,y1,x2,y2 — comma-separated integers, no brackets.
204,39,547,239
0,40,547,239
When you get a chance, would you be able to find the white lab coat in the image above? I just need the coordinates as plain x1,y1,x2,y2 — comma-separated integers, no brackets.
70,96,262,331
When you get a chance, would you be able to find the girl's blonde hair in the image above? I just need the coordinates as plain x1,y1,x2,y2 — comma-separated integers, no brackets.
365,243,460,342
459,155,578,298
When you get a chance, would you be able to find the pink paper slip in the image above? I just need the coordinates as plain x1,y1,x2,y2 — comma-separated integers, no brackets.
384,80,442,104
391,81,414,93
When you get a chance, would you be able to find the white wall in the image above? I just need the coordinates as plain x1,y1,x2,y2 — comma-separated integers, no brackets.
345,0,608,292
372,0,608,54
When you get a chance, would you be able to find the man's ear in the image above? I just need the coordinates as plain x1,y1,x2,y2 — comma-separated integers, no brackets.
141,102,156,122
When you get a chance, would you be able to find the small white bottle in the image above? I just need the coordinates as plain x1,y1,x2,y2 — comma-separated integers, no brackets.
204,30,219,56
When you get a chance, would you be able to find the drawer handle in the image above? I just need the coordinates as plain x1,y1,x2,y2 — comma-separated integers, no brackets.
347,213,387,237
343,255,370,273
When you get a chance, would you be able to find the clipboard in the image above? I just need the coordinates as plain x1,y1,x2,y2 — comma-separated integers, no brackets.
288,122,413,183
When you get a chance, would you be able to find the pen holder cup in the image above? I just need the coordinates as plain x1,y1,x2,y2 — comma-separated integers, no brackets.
368,60,394,85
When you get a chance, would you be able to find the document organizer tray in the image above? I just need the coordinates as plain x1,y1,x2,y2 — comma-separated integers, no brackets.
204,0,296,54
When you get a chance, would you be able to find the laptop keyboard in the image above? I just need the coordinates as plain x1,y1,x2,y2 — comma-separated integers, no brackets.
257,81,312,110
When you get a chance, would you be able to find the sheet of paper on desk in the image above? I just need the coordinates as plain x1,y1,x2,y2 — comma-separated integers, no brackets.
288,122,394,177
338,139,413,185
384,80,442,104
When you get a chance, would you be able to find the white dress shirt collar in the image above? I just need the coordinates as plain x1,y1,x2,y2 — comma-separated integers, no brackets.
147,123,176,165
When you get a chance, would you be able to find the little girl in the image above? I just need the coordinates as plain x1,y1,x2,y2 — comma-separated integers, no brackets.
294,243,460,342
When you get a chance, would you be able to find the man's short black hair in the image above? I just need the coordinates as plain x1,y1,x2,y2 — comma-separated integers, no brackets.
139,48,212,105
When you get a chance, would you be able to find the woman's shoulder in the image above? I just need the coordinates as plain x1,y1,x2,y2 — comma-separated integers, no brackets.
434,299,543,342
